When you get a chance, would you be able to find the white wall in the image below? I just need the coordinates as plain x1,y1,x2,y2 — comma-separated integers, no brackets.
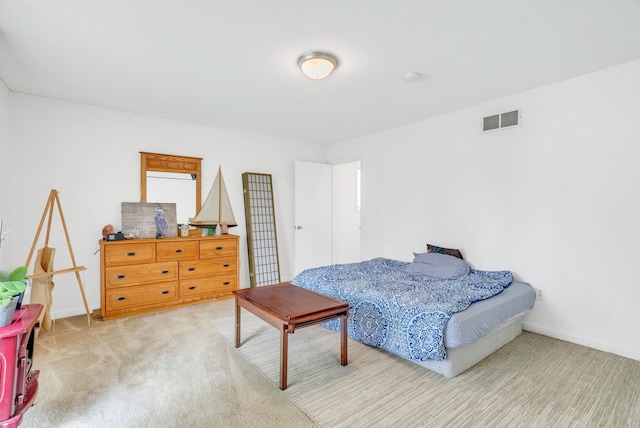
0,80,10,268
328,59,640,361
7,93,326,318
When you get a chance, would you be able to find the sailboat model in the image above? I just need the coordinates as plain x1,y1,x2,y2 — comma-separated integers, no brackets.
190,166,237,231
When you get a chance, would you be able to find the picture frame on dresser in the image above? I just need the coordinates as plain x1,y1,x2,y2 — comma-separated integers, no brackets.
121,202,178,239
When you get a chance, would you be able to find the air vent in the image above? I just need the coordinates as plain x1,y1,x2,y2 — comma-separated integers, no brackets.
482,109,521,132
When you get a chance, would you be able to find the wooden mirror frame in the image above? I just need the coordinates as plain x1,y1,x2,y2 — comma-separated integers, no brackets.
140,152,203,217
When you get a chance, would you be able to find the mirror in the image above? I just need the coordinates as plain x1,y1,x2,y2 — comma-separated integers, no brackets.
140,152,202,225
146,171,195,225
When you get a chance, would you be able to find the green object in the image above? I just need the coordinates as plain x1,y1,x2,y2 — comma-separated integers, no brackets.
0,266,28,306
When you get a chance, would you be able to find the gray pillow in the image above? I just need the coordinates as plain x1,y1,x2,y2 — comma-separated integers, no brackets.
405,252,470,279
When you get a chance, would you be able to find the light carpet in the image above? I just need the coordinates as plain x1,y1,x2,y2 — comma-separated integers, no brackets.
21,300,316,427
219,306,640,428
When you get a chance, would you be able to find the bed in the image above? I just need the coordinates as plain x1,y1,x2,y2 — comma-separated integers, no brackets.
292,252,535,378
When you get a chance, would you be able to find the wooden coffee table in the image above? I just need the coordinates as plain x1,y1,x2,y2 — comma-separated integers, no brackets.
233,282,349,390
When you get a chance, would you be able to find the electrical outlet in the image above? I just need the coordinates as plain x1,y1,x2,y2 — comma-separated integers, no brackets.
535,288,544,300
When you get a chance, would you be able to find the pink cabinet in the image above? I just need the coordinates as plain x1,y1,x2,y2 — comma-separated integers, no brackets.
0,304,43,427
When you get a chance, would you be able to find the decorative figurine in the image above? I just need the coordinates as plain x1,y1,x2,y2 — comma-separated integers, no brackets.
102,224,114,239
154,207,168,238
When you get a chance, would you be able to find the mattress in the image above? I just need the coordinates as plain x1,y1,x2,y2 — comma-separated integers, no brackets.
444,281,535,348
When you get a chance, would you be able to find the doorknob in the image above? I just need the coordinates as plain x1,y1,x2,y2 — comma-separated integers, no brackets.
296,225,302,229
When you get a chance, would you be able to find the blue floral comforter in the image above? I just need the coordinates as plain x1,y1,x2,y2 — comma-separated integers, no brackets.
292,258,513,361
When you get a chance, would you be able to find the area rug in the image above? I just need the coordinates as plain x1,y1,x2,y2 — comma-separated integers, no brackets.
215,311,640,428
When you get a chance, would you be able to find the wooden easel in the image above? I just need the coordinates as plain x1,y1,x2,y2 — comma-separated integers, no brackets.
25,189,92,326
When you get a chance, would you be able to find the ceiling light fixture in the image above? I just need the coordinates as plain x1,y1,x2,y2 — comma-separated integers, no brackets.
404,71,422,83
298,51,339,80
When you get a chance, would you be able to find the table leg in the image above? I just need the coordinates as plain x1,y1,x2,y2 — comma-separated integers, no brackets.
340,314,348,366
235,297,241,348
280,326,288,390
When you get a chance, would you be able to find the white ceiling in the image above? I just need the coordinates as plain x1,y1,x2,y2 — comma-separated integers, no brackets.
2,1,640,144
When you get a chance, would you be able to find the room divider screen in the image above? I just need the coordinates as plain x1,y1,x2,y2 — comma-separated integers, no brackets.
242,172,281,287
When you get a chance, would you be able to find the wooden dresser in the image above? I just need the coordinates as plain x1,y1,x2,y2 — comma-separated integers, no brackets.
99,234,239,320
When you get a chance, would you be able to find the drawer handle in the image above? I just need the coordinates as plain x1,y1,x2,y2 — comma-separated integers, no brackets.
216,246,223,251
161,290,170,295
223,264,230,268
223,281,231,286
175,249,183,253
188,285,197,290
117,274,126,279
188,267,196,271
117,296,126,301
161,270,170,274
127,252,136,257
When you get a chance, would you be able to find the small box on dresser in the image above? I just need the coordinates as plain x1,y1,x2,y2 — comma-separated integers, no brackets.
100,234,239,320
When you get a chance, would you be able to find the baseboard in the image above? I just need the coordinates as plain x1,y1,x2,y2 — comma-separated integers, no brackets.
522,322,640,362
48,305,98,321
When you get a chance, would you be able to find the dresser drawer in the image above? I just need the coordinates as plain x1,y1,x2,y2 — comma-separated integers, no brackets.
104,243,156,266
105,282,178,311
156,241,199,261
180,275,237,297
105,261,178,288
200,238,238,258
179,257,237,279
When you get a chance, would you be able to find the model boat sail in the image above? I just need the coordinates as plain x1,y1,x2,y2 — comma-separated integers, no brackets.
190,166,237,230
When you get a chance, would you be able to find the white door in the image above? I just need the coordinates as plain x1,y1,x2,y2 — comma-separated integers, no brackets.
332,161,361,264
294,161,332,275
